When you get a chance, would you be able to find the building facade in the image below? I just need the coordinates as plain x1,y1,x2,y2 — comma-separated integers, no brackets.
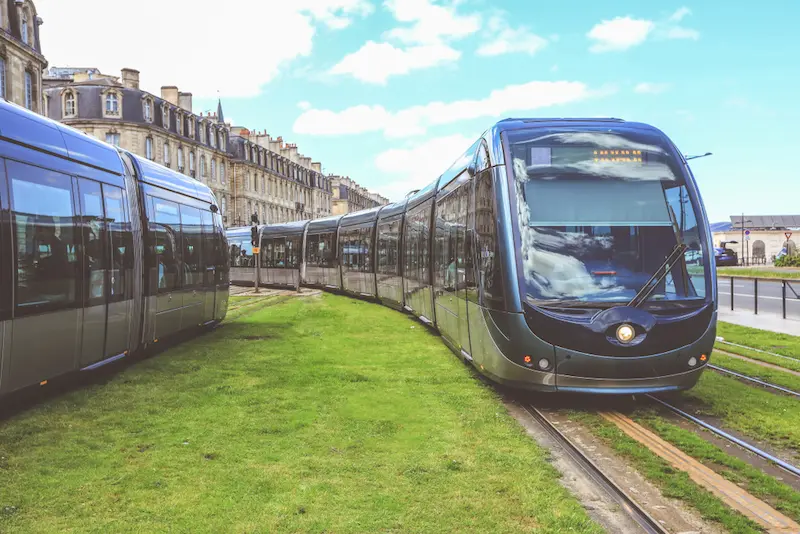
1,0,47,113
42,67,332,227
330,175,389,215
712,215,799,264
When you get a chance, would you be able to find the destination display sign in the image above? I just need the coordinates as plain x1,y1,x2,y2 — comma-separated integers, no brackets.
530,146,648,166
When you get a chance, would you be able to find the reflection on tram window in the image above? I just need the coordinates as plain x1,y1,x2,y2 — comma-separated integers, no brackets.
153,198,181,292
9,161,79,312
181,205,203,287
104,186,133,302
508,128,708,307
78,178,107,302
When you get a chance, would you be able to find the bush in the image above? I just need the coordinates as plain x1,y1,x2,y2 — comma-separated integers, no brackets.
775,254,800,267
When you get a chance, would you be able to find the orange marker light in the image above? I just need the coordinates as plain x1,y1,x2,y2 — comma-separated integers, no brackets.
40,380,47,386
700,354,707,361
524,355,532,363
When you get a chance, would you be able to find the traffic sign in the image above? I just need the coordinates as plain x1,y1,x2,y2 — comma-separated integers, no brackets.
745,235,750,241
252,247,260,254
786,232,793,240
745,230,751,236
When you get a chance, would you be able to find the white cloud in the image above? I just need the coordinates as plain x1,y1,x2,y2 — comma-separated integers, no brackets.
477,16,548,57
329,0,480,83
374,134,474,200
293,79,601,138
587,16,654,52
634,82,670,94
297,101,312,110
665,26,700,40
35,0,373,100
669,7,691,22
383,0,481,45
329,41,459,84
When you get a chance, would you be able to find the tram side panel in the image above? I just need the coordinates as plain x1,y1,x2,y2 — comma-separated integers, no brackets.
375,216,404,308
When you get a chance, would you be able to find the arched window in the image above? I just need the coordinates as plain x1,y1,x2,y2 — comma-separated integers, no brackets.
221,196,227,218
177,147,184,172
209,128,216,148
163,141,170,166
105,92,119,115
176,112,183,135
162,104,170,129
200,155,207,178
21,13,29,45
24,71,33,110
220,162,226,184
145,137,153,160
189,151,195,176
220,131,226,151
63,91,76,117
211,159,217,181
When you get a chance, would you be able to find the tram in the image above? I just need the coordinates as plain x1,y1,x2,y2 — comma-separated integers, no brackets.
229,117,717,393
0,99,229,398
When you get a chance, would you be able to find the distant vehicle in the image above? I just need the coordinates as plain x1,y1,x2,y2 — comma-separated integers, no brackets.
714,246,738,266
0,99,230,399
230,117,717,394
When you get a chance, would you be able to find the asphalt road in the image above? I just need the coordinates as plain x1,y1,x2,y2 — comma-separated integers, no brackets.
717,277,800,318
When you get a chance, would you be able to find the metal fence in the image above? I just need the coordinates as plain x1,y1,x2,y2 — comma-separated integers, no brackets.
721,276,799,319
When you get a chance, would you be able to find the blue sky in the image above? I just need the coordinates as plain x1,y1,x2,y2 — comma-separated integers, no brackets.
40,0,800,223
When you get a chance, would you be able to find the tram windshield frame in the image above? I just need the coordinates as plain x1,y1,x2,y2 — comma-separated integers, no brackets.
504,126,712,311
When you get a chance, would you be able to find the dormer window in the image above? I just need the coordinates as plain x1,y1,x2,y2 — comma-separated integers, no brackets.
199,123,205,144
21,14,29,45
219,131,226,151
162,104,170,129
63,90,77,117
188,117,195,138
176,112,183,135
143,97,153,122
105,93,119,115
209,128,216,148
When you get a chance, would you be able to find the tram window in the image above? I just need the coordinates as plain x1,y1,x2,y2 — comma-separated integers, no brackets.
306,234,319,266
320,232,334,268
152,197,181,292
181,205,203,288
288,236,301,268
363,227,372,273
77,178,108,305
200,210,215,288
0,161,10,320
377,223,390,274
104,186,133,303
475,170,505,309
8,161,79,314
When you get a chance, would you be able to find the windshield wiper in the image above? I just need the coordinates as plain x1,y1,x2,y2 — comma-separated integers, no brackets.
627,243,688,308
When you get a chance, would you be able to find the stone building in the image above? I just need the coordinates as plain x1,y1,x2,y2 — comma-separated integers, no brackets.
1,0,47,113
330,175,389,215
42,67,332,227
713,215,799,264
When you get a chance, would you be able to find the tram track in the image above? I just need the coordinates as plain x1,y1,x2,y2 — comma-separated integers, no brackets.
646,394,800,479
521,403,669,534
707,363,800,397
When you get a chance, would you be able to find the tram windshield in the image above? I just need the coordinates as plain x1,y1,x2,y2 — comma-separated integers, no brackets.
507,127,709,308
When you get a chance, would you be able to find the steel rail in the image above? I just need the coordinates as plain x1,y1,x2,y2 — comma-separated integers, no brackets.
647,395,800,478
716,339,800,364
708,364,800,398
522,403,669,534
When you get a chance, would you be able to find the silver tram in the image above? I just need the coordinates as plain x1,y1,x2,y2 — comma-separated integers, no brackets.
0,99,229,398
229,118,717,394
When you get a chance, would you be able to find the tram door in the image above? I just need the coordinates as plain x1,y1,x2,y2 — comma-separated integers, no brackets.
201,210,216,325
454,184,472,355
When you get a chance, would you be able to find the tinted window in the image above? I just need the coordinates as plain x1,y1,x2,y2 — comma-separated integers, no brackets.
152,197,181,292
0,161,10,320
78,178,107,304
104,185,133,303
475,170,504,309
181,205,203,287
9,161,79,314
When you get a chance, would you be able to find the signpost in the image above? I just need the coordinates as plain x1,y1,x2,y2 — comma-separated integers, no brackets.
787,232,793,240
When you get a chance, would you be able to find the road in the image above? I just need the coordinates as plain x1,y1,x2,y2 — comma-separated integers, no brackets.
717,277,800,318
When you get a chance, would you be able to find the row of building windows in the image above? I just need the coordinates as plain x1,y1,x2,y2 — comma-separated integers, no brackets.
240,142,328,192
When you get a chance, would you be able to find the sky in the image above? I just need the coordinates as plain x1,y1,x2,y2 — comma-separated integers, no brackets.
36,0,800,223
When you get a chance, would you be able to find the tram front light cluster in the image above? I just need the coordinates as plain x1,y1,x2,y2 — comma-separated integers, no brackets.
538,358,551,371
615,324,635,344
688,357,697,367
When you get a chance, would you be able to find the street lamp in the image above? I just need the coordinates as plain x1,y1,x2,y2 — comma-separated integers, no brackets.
685,152,713,161
735,214,753,266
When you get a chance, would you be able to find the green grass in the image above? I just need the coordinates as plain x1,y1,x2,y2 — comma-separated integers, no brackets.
0,294,601,533
715,322,800,372
568,410,763,533
678,371,800,452
716,268,800,279
712,352,800,393
634,409,800,523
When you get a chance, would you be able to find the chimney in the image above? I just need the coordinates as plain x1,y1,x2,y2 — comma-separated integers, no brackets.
161,86,179,106
178,92,193,113
120,68,140,90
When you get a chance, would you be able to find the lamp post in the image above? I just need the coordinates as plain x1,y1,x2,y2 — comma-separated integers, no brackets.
686,152,713,161
738,214,752,266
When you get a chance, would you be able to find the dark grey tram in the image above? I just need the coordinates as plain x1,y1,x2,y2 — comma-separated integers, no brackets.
228,117,717,394
0,99,229,398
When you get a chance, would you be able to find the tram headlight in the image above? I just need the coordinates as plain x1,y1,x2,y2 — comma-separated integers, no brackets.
538,358,551,370
615,324,635,344
688,357,698,367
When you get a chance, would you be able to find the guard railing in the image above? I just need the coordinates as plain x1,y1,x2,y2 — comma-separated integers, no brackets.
722,275,799,319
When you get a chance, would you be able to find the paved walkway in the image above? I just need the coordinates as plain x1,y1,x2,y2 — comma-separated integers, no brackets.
718,307,800,335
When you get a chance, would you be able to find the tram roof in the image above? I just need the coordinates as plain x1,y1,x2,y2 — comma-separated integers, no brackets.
377,198,409,220
129,152,217,205
306,213,343,233
0,99,125,176
339,205,383,227
261,219,309,237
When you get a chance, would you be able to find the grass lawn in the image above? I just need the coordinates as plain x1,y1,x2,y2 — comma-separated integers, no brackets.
676,371,800,452
0,294,600,533
716,322,800,372
567,410,762,533
716,268,800,279
712,351,800,393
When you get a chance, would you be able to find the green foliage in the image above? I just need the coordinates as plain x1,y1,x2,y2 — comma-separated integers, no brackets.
775,254,800,267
